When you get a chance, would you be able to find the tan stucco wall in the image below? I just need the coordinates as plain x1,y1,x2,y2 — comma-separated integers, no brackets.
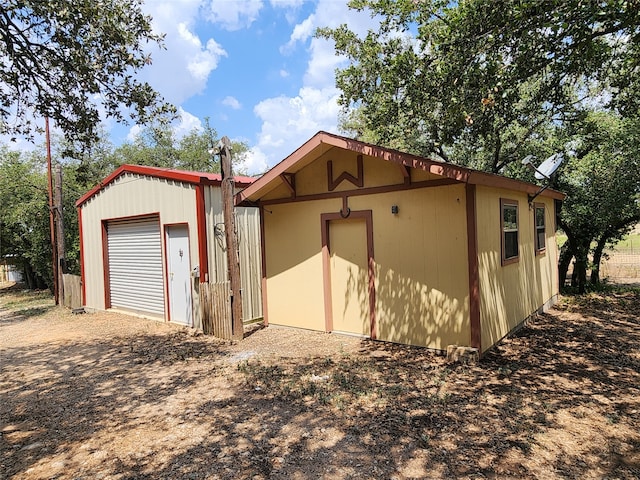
264,199,340,331
263,151,471,350
80,174,199,319
475,186,559,351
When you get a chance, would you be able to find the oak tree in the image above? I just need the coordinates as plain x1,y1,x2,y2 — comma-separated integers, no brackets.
0,0,174,146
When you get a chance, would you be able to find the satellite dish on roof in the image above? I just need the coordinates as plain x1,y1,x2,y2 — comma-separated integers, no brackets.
534,153,564,180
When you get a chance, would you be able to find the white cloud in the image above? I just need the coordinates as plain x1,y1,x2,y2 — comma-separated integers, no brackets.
249,0,379,169
279,69,290,78
204,0,264,31
125,107,203,143
235,147,270,175
269,0,304,8
252,86,341,166
177,24,227,81
280,13,315,53
222,96,242,110
126,124,142,142
138,1,227,105
173,108,204,138
303,37,345,88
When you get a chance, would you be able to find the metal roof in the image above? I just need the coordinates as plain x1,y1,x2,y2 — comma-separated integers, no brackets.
76,164,257,208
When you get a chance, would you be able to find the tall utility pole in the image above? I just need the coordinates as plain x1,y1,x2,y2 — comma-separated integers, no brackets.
219,136,243,340
54,164,65,305
45,118,59,304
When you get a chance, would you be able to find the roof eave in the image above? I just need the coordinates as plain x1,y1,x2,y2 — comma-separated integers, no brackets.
235,131,566,205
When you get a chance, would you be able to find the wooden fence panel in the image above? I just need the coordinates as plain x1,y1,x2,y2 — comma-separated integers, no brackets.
200,281,232,339
63,274,82,309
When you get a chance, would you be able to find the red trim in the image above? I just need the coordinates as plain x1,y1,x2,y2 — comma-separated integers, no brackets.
195,185,209,283
100,211,161,223
466,184,481,351
320,218,333,332
534,202,547,256
163,224,171,323
78,207,86,306
327,154,364,191
259,206,268,326
279,173,296,198
101,221,111,309
236,131,565,205
321,210,376,339
398,164,411,185
261,178,459,206
76,164,256,208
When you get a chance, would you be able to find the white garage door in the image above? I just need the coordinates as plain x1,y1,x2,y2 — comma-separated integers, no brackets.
107,217,165,316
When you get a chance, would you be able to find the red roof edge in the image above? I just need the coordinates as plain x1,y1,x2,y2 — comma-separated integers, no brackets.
76,164,257,208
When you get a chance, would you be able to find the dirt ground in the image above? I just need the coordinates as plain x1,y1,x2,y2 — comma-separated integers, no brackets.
1,282,639,479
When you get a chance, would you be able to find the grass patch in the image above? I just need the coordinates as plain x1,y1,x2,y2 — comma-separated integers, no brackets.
0,287,53,310
556,232,640,251
614,232,640,251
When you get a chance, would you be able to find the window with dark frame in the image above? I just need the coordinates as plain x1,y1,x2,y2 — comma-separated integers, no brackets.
501,199,519,265
534,203,546,254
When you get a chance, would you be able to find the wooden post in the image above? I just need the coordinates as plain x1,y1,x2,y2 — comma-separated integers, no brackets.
54,164,66,304
45,118,59,304
220,136,243,340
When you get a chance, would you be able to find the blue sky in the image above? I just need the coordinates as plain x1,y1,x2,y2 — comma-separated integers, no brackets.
108,0,380,174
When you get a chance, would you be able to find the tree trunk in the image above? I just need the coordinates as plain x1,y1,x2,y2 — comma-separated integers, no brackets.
219,136,243,341
573,244,589,294
590,235,608,285
55,164,65,302
23,261,35,289
558,242,574,290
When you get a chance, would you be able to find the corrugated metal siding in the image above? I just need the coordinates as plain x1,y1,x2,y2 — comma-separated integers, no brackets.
204,185,262,321
80,173,198,314
236,207,262,321
107,218,165,316
205,186,226,283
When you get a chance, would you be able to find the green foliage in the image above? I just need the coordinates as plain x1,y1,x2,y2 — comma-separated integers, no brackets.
322,0,639,169
322,0,640,292
0,149,52,288
1,118,247,290
0,0,175,147
555,112,640,290
112,118,249,173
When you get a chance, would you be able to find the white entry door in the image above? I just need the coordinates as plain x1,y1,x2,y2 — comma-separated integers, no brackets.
166,225,193,326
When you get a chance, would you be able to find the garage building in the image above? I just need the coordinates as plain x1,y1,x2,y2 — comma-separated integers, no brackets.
77,164,262,329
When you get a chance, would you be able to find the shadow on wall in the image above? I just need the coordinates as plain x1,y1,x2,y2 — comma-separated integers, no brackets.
479,242,553,351
344,262,469,350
